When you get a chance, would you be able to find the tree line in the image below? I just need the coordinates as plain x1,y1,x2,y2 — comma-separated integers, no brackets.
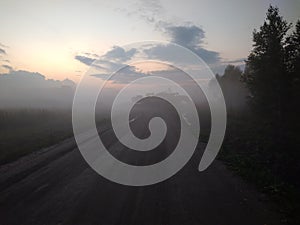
217,5,300,223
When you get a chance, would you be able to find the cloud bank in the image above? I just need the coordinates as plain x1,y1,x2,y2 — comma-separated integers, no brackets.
0,70,75,109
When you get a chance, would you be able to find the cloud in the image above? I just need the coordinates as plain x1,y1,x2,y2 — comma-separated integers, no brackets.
76,22,224,83
2,65,12,71
0,43,8,48
75,46,140,77
143,43,190,63
143,42,220,68
117,0,164,24
74,55,108,71
90,73,109,79
0,48,6,55
74,55,96,66
75,46,137,70
0,70,75,109
193,48,220,64
165,25,205,47
137,0,164,23
79,40,222,84
91,65,148,84
119,2,221,65
161,24,220,64
116,0,226,69
103,46,137,62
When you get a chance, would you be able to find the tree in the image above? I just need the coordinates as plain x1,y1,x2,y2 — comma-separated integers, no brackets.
242,5,293,175
286,20,300,114
216,65,248,117
286,20,300,80
242,5,300,187
243,5,291,120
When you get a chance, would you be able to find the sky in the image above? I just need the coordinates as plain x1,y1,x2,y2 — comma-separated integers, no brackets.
0,0,299,82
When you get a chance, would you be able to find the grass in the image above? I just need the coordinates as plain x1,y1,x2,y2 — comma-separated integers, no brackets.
218,115,300,224
0,109,73,165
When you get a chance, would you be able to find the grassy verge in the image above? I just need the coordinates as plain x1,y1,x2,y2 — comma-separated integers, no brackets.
0,109,73,165
218,116,300,224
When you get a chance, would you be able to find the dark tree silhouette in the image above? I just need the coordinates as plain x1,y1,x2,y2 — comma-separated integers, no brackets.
241,4,300,190
286,20,300,80
286,20,300,114
243,5,291,121
219,6,300,224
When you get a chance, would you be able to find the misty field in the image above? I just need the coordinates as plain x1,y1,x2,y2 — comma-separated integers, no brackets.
0,109,73,164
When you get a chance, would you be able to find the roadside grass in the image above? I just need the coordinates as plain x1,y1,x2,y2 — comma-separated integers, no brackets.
218,116,300,224
0,109,73,165
0,109,111,165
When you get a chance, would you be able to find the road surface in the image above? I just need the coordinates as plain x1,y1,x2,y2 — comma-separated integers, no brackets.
0,101,281,225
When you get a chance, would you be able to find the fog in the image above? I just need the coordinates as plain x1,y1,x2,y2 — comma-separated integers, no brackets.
0,70,75,109
0,64,248,119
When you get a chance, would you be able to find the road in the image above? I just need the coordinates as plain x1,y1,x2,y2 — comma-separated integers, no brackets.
0,100,281,225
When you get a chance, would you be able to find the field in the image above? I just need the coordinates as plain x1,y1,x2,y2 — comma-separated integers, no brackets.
0,109,73,164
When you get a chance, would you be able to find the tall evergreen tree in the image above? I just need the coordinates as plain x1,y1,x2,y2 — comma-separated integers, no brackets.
286,20,300,114
243,6,291,120
286,20,300,80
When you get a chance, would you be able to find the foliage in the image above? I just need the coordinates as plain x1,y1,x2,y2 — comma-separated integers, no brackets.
243,6,291,118
220,6,300,224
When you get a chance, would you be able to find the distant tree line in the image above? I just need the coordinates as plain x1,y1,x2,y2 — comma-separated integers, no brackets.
215,65,248,117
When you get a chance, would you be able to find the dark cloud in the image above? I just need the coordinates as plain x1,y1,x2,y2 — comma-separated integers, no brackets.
74,55,106,70
166,25,205,47
143,41,220,66
75,46,137,71
103,46,137,62
143,43,190,63
2,65,12,70
162,24,220,64
74,55,96,66
0,48,6,55
193,48,220,64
